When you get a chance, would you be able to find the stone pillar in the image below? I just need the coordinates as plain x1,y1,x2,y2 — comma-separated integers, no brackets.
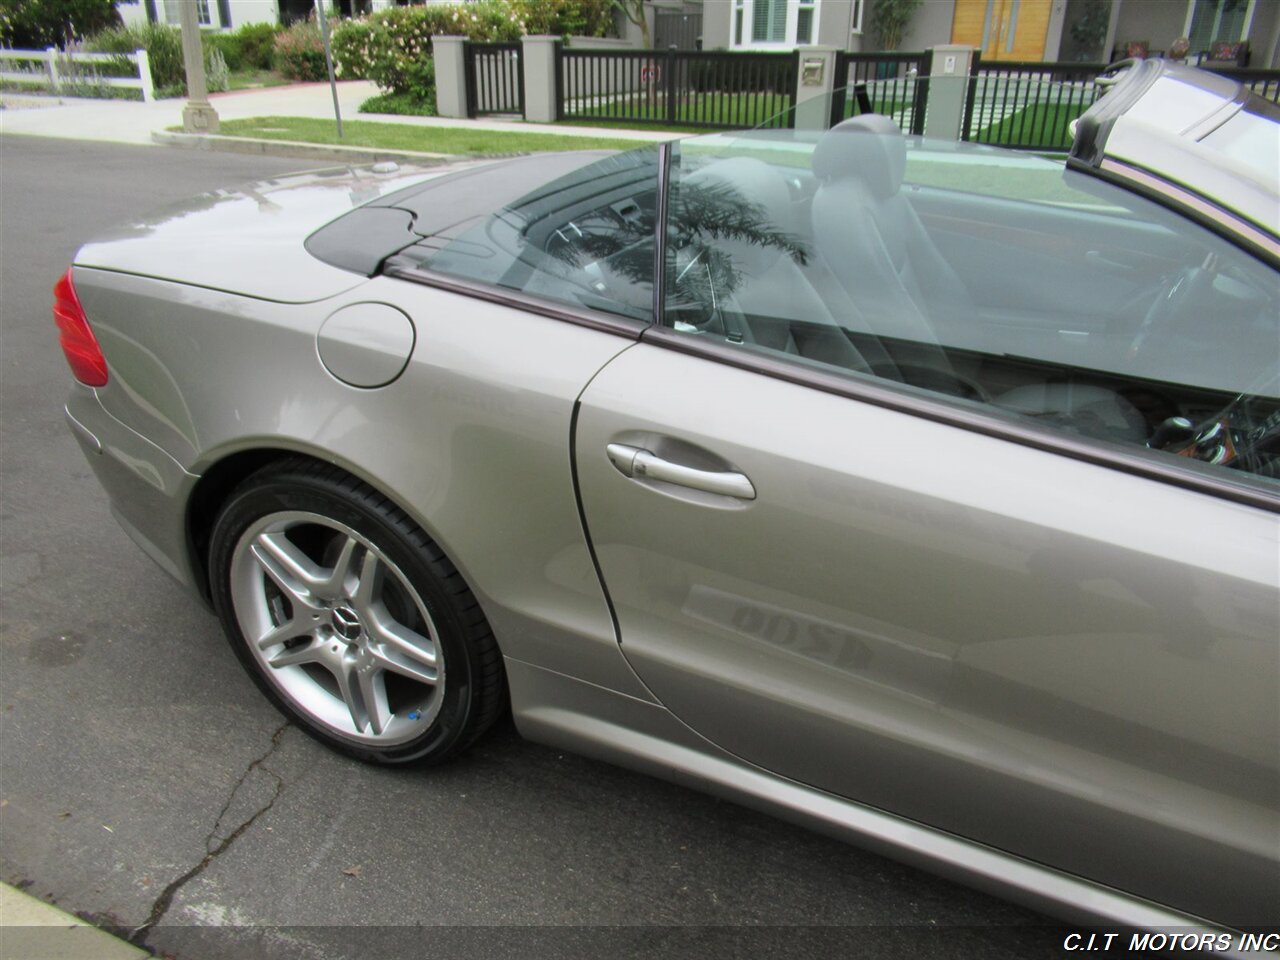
522,35,560,124
180,0,218,133
921,45,975,142
794,45,839,131
1044,0,1069,62
434,35,469,119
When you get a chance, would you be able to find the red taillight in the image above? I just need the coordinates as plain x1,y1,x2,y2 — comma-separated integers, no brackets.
53,269,108,387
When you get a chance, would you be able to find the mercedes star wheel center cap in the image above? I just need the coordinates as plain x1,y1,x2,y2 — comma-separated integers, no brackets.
331,606,363,644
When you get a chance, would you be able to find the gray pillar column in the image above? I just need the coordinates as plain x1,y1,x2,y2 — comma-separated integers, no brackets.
522,36,560,124
180,0,218,133
1044,0,1069,61
434,36,469,119
921,45,975,142
1103,0,1123,63
794,45,839,131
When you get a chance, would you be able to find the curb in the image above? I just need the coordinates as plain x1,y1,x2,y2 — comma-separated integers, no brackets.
0,884,148,960
152,129,457,165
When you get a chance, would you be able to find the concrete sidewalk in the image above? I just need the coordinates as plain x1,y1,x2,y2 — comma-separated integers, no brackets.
0,79,674,148
0,883,147,959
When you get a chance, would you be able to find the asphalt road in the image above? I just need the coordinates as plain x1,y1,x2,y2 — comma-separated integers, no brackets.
0,136,1069,960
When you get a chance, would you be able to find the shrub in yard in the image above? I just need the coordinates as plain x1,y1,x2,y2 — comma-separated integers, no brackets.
272,17,330,82
235,22,281,71
203,30,243,71
206,45,229,92
204,22,282,73
86,21,185,97
330,17,373,80
360,90,436,117
513,0,613,39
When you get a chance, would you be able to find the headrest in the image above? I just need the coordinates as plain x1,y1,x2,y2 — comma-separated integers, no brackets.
811,115,906,198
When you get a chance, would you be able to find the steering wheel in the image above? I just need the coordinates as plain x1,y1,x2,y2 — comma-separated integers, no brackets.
1126,263,1213,362
668,242,751,340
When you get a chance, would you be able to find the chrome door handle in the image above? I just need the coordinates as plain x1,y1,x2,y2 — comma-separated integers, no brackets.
606,443,756,500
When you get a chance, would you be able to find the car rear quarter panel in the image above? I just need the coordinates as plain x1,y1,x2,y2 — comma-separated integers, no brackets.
72,268,649,699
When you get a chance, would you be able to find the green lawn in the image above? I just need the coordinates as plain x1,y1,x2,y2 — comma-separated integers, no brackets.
226,69,290,91
974,101,1090,150
213,116,655,156
840,98,911,122
568,91,794,130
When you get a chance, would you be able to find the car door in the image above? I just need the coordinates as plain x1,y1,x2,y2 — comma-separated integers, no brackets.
573,131,1279,926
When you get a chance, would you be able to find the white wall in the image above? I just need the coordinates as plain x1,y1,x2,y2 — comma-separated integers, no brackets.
118,3,150,29
898,0,956,52
118,0,280,31
225,0,281,28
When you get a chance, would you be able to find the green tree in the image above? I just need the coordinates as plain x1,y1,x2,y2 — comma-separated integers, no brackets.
1068,0,1110,60
0,0,135,49
869,0,922,52
613,0,651,48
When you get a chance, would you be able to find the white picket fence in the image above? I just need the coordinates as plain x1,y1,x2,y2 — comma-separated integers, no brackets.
0,47,154,102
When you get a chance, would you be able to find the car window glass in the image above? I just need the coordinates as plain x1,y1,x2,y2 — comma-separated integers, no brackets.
407,148,660,322
662,125,1280,488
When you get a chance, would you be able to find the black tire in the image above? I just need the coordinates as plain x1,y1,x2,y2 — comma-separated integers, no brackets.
208,457,506,766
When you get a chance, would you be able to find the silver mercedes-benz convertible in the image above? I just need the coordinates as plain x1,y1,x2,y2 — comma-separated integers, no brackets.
55,60,1278,937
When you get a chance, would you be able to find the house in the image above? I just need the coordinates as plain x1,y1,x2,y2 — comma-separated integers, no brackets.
693,0,1278,66
114,0,1278,66
119,0,391,31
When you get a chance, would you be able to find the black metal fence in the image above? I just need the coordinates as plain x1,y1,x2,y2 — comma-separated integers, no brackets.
557,47,798,128
962,58,1107,151
1209,67,1280,103
465,42,523,117
830,51,932,133
463,40,1280,142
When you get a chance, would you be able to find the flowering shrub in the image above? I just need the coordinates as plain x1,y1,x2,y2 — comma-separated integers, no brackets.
516,0,615,39
333,0,613,99
272,18,330,82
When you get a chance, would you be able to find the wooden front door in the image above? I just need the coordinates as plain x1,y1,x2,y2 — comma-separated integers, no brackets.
952,0,1053,61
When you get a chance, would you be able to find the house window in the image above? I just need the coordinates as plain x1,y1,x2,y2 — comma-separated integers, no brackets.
736,0,823,47
1185,0,1255,51
851,0,863,34
753,0,788,42
796,0,816,43
164,0,212,25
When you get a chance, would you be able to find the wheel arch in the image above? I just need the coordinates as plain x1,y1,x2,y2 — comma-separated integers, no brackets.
185,445,472,613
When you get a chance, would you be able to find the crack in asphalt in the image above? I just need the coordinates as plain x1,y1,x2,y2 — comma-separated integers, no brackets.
129,722,290,946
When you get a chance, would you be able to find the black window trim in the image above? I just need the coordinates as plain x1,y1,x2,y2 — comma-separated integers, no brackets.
385,264,649,340
652,140,673,329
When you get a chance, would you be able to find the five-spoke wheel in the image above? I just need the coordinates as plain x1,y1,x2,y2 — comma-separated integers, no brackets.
210,459,505,765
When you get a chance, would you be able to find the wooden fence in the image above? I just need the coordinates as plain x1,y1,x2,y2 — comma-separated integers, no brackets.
0,47,154,102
